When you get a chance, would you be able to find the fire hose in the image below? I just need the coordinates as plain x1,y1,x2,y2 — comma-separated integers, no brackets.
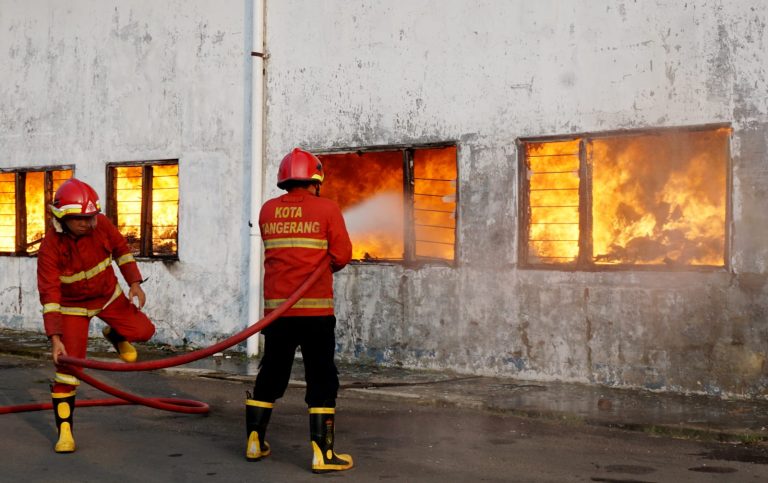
0,263,326,416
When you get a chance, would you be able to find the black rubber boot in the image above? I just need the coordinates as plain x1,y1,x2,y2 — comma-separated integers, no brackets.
245,396,273,461
52,391,76,453
309,407,353,473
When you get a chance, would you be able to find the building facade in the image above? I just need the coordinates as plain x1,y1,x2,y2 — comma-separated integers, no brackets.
2,0,767,398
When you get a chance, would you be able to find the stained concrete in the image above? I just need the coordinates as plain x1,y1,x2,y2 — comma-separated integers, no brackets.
2,328,767,444
1,1,767,398
265,1,768,397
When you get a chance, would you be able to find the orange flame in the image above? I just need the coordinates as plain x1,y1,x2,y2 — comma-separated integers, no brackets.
0,169,71,254
24,172,46,249
525,128,728,266
151,164,179,255
413,146,457,261
319,147,457,261
320,151,405,260
0,173,15,253
590,128,728,266
115,166,143,253
115,165,178,256
525,139,581,263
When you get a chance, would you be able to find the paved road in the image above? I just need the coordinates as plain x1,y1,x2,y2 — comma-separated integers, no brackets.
2,353,767,482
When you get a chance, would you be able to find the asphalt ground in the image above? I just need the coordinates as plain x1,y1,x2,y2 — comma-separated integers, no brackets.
3,351,768,482
5,328,767,442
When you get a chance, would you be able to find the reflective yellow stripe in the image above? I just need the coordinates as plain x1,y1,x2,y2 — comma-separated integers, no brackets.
43,303,61,314
263,238,328,250
103,284,123,307
54,373,80,387
60,306,101,317
59,285,122,317
59,256,112,284
308,407,335,415
246,400,274,408
116,253,136,266
52,390,77,397
50,204,84,218
263,298,334,310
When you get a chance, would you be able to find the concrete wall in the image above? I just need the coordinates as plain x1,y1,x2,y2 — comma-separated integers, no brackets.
2,0,766,399
0,0,253,346
265,0,768,397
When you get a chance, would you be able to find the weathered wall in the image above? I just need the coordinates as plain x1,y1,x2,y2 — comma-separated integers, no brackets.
0,0,252,345
265,0,768,397
1,0,766,398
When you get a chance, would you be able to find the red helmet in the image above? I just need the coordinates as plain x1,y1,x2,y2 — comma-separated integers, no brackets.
51,178,101,219
276,148,324,189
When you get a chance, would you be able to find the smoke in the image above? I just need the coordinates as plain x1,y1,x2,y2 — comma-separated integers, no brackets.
341,192,405,260
342,191,404,236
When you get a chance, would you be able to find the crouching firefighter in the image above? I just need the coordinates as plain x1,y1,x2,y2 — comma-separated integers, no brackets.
246,148,354,473
37,178,156,453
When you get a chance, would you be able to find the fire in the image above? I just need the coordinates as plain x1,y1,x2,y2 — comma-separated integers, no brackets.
413,146,457,260
115,166,143,253
151,164,179,255
524,128,728,267
525,139,581,263
0,173,15,253
0,169,71,254
114,164,178,256
319,151,405,260
340,192,404,260
25,172,46,250
319,147,457,261
590,128,728,266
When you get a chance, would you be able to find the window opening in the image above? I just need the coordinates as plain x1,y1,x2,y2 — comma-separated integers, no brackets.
318,145,457,264
0,168,72,256
413,148,457,261
107,161,179,259
519,125,730,269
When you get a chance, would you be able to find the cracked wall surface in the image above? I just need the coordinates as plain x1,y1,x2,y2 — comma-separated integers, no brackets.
1,1,767,397
265,0,768,397
0,0,252,346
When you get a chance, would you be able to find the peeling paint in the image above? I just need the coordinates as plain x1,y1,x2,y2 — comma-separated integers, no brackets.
1,1,768,399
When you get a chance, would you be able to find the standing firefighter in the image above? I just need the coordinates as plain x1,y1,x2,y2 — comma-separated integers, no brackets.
37,178,155,453
246,148,354,473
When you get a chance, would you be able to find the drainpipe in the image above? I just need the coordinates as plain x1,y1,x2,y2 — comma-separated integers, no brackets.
247,0,266,357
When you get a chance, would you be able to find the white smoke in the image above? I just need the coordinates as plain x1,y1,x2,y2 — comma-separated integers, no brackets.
342,191,404,236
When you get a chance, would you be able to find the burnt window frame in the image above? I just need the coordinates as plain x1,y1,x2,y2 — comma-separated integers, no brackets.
315,142,460,268
0,165,74,257
105,159,179,261
517,123,732,272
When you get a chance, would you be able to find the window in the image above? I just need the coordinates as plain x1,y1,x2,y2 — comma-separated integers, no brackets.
318,145,458,264
518,125,730,269
0,167,73,255
106,161,179,259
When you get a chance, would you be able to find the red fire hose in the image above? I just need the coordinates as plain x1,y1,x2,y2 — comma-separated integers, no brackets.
0,264,326,415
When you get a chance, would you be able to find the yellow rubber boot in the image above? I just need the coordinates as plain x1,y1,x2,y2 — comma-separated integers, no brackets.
102,326,137,362
309,408,353,473
245,398,273,461
52,392,76,453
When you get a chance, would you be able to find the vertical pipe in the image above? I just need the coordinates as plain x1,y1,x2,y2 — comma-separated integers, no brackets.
247,0,266,357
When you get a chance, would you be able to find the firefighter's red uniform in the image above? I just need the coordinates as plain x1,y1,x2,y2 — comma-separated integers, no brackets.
37,178,155,453
259,192,352,317
38,212,155,392
246,148,354,473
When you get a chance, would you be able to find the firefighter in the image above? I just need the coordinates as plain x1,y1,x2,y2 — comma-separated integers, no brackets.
246,148,354,473
37,178,155,453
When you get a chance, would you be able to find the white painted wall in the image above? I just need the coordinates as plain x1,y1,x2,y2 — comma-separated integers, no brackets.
264,0,768,397
2,0,767,397
0,0,254,345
